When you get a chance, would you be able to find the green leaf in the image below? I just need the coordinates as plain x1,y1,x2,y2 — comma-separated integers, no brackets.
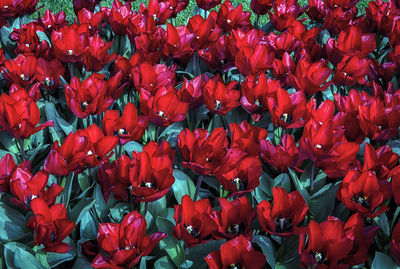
156,217,185,266
0,202,29,242
80,211,99,240
273,173,291,192
61,173,74,210
309,183,338,222
374,212,390,237
93,184,108,221
154,256,176,269
46,237,76,268
288,168,310,205
36,31,51,47
45,102,75,137
4,242,36,269
186,239,225,268
72,257,93,269
172,169,196,202
69,198,96,224
275,236,299,265
158,122,184,147
14,248,45,269
253,235,276,268
372,252,400,269
124,141,143,157
139,256,155,269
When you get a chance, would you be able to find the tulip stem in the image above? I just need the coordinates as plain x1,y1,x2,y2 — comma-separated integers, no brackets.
255,15,260,29
193,175,203,201
144,202,148,216
310,162,315,192
19,139,25,160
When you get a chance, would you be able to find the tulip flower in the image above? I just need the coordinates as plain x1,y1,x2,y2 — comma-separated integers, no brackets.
391,222,400,265
92,211,166,268
217,0,252,32
40,9,68,30
336,170,390,218
250,0,274,15
211,196,256,240
26,198,75,253
65,72,124,119
83,35,116,72
205,235,266,269
102,103,148,145
230,121,268,156
73,0,101,14
203,75,240,116
0,90,53,140
260,134,303,173
2,54,37,87
257,187,308,237
173,195,218,247
0,154,30,193
177,75,205,109
51,24,90,63
36,57,65,90
187,12,223,50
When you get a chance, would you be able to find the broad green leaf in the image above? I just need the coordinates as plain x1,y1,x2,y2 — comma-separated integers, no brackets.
154,256,176,269
72,257,93,269
310,183,338,222
156,217,185,266
288,168,310,205
0,202,29,242
372,252,400,269
80,211,99,240
253,235,276,268
14,248,45,269
124,141,143,157
93,184,108,221
69,198,96,224
46,237,76,268
172,169,196,202
4,242,35,269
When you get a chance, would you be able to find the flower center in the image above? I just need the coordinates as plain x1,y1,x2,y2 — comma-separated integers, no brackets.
81,101,89,111
227,223,243,235
140,181,157,190
67,49,74,55
280,113,292,123
157,111,167,119
215,100,222,110
274,216,293,233
232,178,247,191
352,194,370,208
185,224,199,237
228,264,242,269
314,251,327,264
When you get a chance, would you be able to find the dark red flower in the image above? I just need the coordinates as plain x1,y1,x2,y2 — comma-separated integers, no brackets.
250,0,274,15
102,103,148,145
103,0,135,35
203,75,240,116
260,134,303,173
216,156,261,197
177,75,205,109
217,0,252,32
0,90,53,139
140,86,189,127
65,72,124,119
235,42,275,77
178,127,245,176
81,240,99,260
10,168,63,209
196,0,221,10
289,58,332,96
73,0,101,14
40,10,68,30
0,153,30,192
0,0,39,17
391,222,400,265
37,57,65,90
129,141,175,203
336,170,390,218
299,217,353,269
362,143,399,180
257,187,308,237
230,121,268,156
343,213,379,266
268,0,305,31
98,154,136,202
27,198,75,253
240,74,281,121
162,24,194,64
187,12,223,50
267,88,306,128
51,24,90,63
333,55,370,86
83,35,116,72
173,195,218,247
76,8,105,33
140,0,174,25
92,211,166,268
2,54,38,87
205,235,266,269
132,63,176,94
211,196,256,240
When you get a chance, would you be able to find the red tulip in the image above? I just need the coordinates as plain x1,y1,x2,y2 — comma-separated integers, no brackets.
267,88,306,128
391,222,400,265
173,195,218,247
65,72,124,119
51,24,90,63
257,187,308,237
0,153,30,193
205,235,266,269
336,170,390,218
37,57,65,90
260,134,303,173
203,75,240,116
40,10,68,30
187,12,223,50
0,90,53,139
83,35,116,72
299,217,353,268
177,75,205,109
250,0,274,15
216,156,261,197
333,55,370,86
73,0,101,14
140,0,174,25
140,86,189,127
92,211,166,268
362,143,399,180
211,196,255,240
268,0,305,31
26,198,75,253
162,24,194,64
103,0,135,35
9,168,62,209
129,141,175,203
235,42,275,76
102,103,148,145
132,63,176,95
2,54,37,87
230,121,268,156
217,0,252,32
196,0,221,10
240,74,281,121
0,0,39,17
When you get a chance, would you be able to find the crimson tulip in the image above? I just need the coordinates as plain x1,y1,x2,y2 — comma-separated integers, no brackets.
2,54,37,87
257,187,308,237
187,12,223,50
26,198,75,253
173,195,218,247
0,154,30,193
92,211,166,268
211,196,255,240
83,35,116,72
205,235,266,269
102,102,148,145
230,121,268,156
0,90,53,139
